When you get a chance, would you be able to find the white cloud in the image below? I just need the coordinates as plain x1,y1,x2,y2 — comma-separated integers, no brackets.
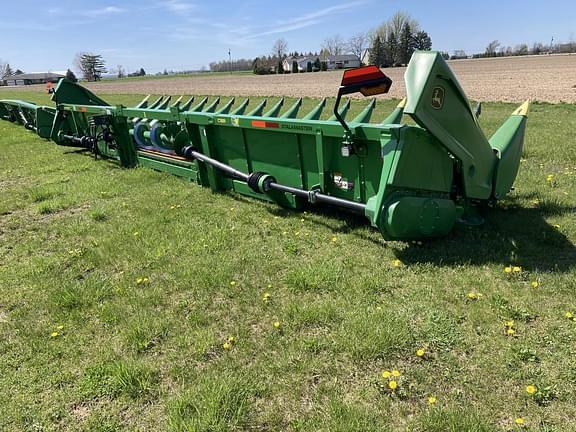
162,0,196,15
83,6,126,17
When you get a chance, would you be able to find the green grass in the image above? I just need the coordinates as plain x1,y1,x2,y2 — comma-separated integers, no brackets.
0,88,575,431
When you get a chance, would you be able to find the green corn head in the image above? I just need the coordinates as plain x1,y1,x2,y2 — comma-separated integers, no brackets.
0,51,529,240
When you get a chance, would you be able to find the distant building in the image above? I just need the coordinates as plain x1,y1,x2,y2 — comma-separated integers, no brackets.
325,55,361,70
3,72,65,86
282,54,361,73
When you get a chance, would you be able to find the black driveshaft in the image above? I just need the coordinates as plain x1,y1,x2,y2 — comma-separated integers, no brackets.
183,146,366,213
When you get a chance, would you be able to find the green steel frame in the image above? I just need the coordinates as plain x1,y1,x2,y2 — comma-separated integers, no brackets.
0,51,529,240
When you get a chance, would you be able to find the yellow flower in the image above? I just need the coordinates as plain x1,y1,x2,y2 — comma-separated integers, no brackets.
504,266,513,273
50,332,59,338
427,396,437,405
546,174,554,182
223,342,231,350
507,328,516,336
388,380,398,391
515,417,525,425
526,385,537,394
505,320,515,327
300,218,305,222
564,312,573,319
513,266,522,273
136,277,144,285
56,325,64,330
331,236,337,242
393,259,401,268
416,349,425,357
553,224,560,229
230,281,236,286
227,336,235,343
273,321,281,329
267,284,272,289
467,292,477,300
391,370,401,377
142,277,149,283
531,281,539,288
133,232,139,236
262,292,271,302
381,370,391,379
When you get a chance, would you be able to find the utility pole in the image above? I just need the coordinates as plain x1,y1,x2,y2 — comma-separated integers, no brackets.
228,49,232,72
550,37,554,54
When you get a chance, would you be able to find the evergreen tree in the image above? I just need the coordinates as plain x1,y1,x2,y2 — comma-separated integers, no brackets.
399,23,417,65
78,54,107,81
139,68,146,76
65,69,78,83
386,31,398,66
313,57,321,71
292,60,299,73
413,31,432,51
369,35,383,66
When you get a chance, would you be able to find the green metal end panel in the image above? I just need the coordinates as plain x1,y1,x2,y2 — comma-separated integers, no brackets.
387,126,453,193
489,105,528,199
404,51,496,200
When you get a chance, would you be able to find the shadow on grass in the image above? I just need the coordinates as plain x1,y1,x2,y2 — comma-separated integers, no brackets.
259,194,576,273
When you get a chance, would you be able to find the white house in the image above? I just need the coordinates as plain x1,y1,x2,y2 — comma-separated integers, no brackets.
282,54,361,73
325,55,361,70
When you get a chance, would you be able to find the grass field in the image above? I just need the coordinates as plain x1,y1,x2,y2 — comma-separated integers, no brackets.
0,89,575,431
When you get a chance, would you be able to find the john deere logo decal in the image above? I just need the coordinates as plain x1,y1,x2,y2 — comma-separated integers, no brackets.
431,87,445,109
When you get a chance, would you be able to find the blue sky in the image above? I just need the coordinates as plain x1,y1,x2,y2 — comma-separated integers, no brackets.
1,0,574,74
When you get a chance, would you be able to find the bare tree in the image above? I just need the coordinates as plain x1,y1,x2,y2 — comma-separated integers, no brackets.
322,34,346,56
117,65,125,79
485,40,501,57
272,38,288,58
347,32,367,62
376,11,420,40
0,59,7,80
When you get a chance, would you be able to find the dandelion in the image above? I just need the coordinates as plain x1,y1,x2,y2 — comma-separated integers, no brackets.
56,325,64,330
143,277,149,284
227,336,235,343
564,312,573,319
392,370,401,377
427,396,437,405
416,349,426,357
136,277,144,285
515,417,525,425
331,236,337,242
507,328,516,336
223,342,231,350
267,284,272,289
546,174,554,182
393,259,401,268
505,320,515,328
381,370,391,379
553,224,560,229
273,321,281,329
513,266,522,273
50,332,59,338
388,380,398,391
531,281,539,288
262,292,271,303
526,385,537,395
504,266,513,273
230,280,236,287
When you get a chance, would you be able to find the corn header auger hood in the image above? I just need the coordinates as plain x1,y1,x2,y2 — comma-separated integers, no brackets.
0,51,529,240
